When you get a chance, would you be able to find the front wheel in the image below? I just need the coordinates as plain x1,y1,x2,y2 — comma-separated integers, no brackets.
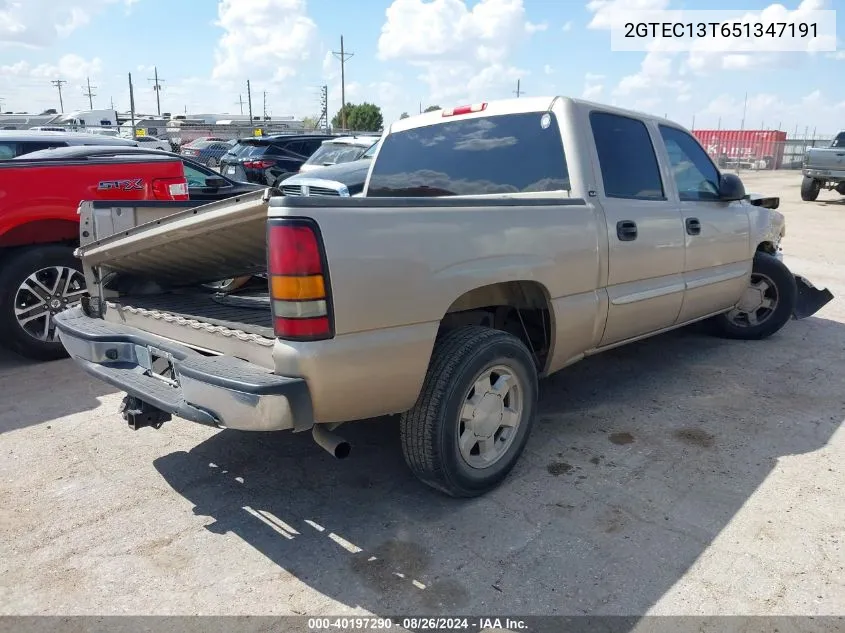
0,246,87,360
400,326,538,497
801,176,821,201
835,182,845,196
711,252,797,340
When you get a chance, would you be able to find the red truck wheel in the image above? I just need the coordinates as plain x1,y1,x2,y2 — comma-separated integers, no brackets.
0,245,86,361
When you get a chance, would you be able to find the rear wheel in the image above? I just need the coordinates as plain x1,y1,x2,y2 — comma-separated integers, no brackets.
712,252,796,340
801,176,822,201
0,245,86,360
399,326,538,497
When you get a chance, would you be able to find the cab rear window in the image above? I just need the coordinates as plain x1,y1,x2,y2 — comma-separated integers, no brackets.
367,112,570,197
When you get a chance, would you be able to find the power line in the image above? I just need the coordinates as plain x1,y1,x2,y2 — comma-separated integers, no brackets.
50,78,67,112
82,77,97,110
332,35,354,130
148,66,165,116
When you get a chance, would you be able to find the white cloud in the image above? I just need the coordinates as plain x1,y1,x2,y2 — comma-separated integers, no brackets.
586,0,669,30
699,90,845,135
377,0,539,102
0,54,104,112
543,64,554,75
0,0,134,48
212,0,317,83
582,73,605,100
828,50,845,60
562,21,572,32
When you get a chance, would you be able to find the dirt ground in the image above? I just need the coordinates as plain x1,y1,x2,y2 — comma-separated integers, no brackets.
1,170,843,618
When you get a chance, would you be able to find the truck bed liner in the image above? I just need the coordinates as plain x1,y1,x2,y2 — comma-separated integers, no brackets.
113,291,273,338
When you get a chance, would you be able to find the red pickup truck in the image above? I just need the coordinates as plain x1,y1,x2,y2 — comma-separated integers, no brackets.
0,154,189,360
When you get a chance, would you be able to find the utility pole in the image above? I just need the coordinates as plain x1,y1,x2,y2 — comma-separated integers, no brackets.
263,91,267,120
246,80,253,124
109,96,115,110
0,97,5,112
236,94,244,115
82,77,97,110
51,78,67,112
740,91,747,131
128,73,137,138
148,66,165,116
513,79,523,98
332,36,354,130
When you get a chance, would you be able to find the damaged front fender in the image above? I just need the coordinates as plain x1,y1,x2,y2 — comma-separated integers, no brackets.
793,275,834,320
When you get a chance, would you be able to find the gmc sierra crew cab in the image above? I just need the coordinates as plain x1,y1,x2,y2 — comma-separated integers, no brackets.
0,154,189,360
54,97,833,497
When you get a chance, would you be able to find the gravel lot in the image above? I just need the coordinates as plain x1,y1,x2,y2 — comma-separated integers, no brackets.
1,170,843,617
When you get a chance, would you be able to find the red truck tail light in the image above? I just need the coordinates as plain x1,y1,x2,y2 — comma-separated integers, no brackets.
268,221,333,341
151,177,189,200
244,159,277,169
442,103,487,117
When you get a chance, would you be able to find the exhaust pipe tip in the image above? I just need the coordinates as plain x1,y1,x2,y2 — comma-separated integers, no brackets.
312,424,351,459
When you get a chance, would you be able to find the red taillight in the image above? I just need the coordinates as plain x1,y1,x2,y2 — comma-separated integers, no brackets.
442,103,487,117
268,222,332,340
268,225,322,275
244,159,276,169
151,177,189,200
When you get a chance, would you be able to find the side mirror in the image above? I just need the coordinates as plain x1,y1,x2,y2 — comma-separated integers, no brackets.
205,177,226,188
718,173,746,201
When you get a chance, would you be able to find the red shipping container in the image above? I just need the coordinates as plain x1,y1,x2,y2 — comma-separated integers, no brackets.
691,129,787,169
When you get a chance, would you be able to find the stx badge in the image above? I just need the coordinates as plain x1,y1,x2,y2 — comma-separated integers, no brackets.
97,179,144,191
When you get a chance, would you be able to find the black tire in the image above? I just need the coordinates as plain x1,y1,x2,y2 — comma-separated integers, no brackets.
835,182,845,196
399,326,538,497
0,245,85,361
712,252,796,341
801,176,821,201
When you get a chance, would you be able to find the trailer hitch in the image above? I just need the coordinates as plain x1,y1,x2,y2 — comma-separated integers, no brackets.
119,395,171,430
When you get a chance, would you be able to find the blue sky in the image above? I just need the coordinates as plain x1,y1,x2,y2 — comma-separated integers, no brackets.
0,0,843,135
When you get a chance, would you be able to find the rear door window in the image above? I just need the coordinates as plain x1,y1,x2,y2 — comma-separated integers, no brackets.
367,112,570,196
589,111,665,200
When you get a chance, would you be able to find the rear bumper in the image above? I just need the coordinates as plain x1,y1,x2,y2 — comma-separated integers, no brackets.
803,167,845,180
54,307,313,432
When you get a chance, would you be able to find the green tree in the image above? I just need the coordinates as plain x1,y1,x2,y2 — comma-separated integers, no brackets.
347,102,383,132
424,105,441,113
331,103,356,130
399,112,410,119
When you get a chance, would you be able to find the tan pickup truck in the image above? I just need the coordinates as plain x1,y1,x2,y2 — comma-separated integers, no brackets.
55,97,833,497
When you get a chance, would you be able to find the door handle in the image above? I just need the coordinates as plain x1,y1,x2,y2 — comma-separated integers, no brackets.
686,217,701,236
616,220,638,241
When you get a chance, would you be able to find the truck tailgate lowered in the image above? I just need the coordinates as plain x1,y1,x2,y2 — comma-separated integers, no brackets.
79,189,274,285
